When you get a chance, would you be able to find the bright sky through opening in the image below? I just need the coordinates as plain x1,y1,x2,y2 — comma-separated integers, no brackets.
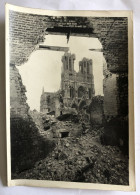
17,34,104,111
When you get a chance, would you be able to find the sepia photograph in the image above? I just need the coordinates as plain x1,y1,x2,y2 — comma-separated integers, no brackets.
6,4,135,191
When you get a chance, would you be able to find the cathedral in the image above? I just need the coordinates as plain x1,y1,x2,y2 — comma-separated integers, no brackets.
40,52,95,115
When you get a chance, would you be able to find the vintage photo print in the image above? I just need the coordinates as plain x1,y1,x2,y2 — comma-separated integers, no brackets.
6,4,135,191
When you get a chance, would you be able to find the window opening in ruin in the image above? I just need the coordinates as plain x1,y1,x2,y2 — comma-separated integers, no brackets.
17,34,103,112
70,87,74,98
61,132,69,138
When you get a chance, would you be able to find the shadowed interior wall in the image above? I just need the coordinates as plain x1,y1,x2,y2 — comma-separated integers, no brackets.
103,73,118,119
89,96,104,125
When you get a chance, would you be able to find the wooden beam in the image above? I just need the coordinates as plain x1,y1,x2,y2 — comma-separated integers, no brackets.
39,45,69,52
89,48,103,52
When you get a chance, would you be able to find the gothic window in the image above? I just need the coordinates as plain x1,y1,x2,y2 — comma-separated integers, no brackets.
84,62,86,67
69,58,72,71
70,87,74,98
79,65,81,71
81,65,83,73
47,95,50,103
87,63,90,74
88,88,92,99
66,63,68,69
78,86,85,98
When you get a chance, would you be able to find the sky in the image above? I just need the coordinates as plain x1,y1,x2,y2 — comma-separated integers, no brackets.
17,34,104,111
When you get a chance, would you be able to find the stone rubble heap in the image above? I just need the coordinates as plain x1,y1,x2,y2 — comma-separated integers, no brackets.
14,129,129,185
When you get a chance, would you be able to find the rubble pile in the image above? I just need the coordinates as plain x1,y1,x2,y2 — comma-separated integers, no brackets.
14,129,129,185
29,110,57,138
29,110,84,139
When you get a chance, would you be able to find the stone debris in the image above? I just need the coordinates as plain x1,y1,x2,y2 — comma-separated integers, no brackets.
13,129,129,185
11,106,128,185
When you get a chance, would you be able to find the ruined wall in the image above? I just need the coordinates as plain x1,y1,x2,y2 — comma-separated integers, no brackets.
103,73,119,119
10,64,29,118
89,96,104,126
10,64,56,174
117,73,128,116
89,17,128,72
40,92,56,113
9,10,128,73
102,60,128,152
103,56,128,118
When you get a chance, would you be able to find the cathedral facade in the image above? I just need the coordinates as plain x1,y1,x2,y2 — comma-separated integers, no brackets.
40,52,95,115
61,52,94,109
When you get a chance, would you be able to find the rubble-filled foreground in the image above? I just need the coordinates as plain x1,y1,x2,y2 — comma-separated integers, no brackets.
13,112,129,185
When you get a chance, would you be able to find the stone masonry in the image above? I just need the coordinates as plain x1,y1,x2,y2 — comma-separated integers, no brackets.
10,64,29,118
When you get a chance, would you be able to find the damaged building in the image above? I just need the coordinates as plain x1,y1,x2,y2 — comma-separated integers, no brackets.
9,11,129,177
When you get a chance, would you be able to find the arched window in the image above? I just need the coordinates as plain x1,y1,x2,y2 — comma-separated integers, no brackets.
69,58,72,71
88,88,92,99
81,65,83,73
78,86,85,98
66,63,68,69
47,95,50,103
87,63,90,74
70,87,74,98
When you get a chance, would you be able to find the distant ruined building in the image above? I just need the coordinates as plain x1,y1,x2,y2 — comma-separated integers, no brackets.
40,52,95,116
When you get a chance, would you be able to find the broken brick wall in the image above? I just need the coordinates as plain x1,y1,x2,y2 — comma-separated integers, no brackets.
10,64,56,174
10,64,29,118
9,10,128,73
102,61,128,153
